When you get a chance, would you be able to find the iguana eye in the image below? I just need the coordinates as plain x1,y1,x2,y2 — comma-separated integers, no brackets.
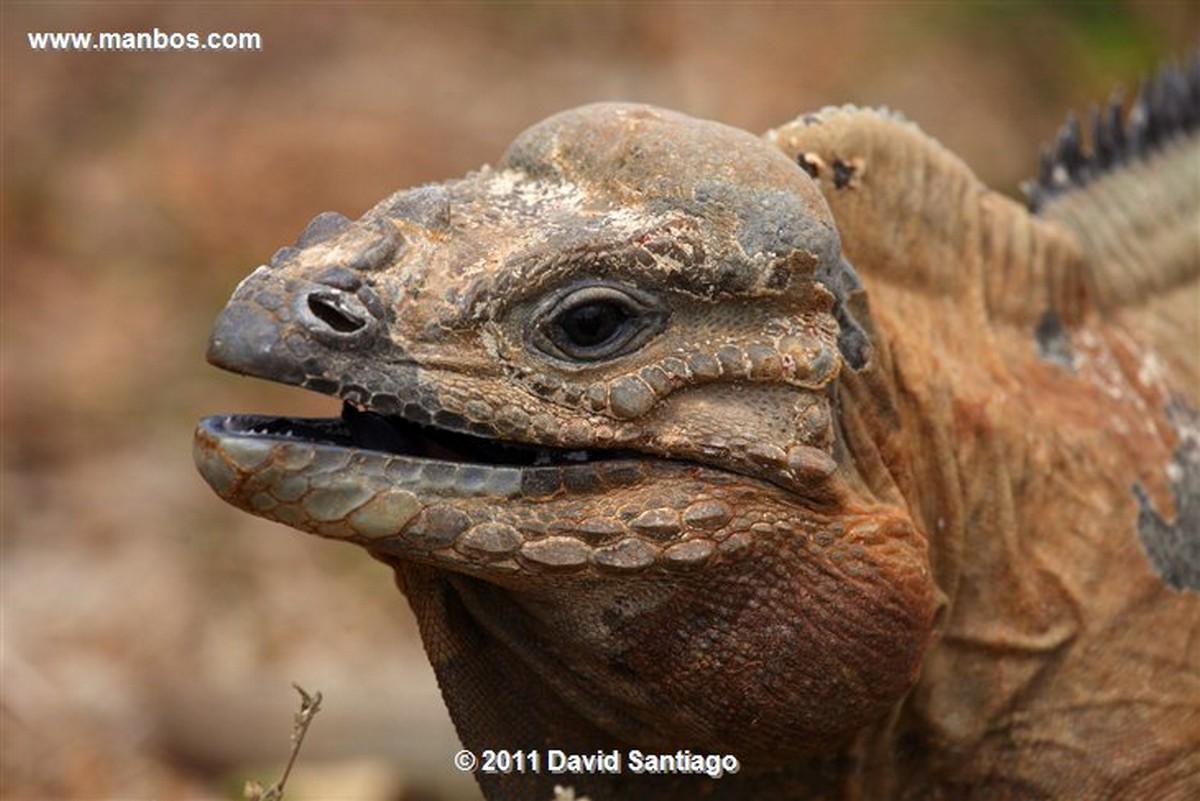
533,284,667,362
560,300,630,347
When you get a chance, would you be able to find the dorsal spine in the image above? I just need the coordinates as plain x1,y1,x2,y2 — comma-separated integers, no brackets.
1026,53,1200,212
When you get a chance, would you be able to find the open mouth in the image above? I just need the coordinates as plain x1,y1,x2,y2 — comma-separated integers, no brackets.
223,401,636,468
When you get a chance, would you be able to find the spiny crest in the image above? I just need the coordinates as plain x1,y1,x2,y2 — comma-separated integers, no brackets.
1025,52,1200,212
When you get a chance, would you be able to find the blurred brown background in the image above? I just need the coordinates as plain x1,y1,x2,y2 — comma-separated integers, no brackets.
3,3,1196,799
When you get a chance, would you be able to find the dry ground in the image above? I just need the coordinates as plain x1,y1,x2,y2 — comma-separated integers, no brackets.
3,3,1194,800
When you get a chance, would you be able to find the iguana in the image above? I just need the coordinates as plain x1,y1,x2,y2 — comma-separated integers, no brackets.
194,56,1200,800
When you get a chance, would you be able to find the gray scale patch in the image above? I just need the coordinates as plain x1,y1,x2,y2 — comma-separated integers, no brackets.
418,461,461,491
747,442,788,467
407,505,471,549
314,520,356,540
310,447,352,473
563,465,606,494
577,517,627,539
250,492,277,512
661,357,691,381
453,464,508,496
629,508,682,537
686,352,721,380
304,482,375,522
639,365,672,395
271,504,308,528
803,345,836,384
1034,308,1074,370
457,522,523,557
592,538,658,571
485,467,524,496
746,344,781,378
597,462,646,488
276,443,316,471
348,488,422,540
718,531,752,555
194,443,237,497
224,437,275,471
716,345,748,377
271,475,311,503
521,468,564,498
520,536,591,569
683,500,733,530
608,376,656,419
463,399,494,421
663,539,715,567
385,458,425,485
1134,402,1200,591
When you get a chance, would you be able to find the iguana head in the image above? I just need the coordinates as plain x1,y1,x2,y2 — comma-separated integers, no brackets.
195,104,934,772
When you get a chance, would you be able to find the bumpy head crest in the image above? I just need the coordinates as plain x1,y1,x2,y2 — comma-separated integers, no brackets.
501,103,870,366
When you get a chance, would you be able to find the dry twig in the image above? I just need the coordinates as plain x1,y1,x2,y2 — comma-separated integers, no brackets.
243,684,324,801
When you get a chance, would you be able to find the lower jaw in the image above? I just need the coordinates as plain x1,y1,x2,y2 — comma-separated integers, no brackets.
193,413,771,578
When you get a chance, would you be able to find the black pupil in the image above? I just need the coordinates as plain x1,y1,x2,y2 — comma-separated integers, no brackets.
560,301,630,348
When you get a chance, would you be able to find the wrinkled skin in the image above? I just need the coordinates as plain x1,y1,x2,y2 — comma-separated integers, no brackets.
196,98,1199,799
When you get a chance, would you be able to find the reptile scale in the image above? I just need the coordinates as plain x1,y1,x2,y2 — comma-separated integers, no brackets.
195,57,1199,800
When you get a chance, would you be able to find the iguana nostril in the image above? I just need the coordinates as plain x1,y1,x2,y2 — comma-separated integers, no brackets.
307,293,366,333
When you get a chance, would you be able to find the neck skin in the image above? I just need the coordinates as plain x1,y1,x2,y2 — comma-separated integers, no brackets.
831,189,1188,794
